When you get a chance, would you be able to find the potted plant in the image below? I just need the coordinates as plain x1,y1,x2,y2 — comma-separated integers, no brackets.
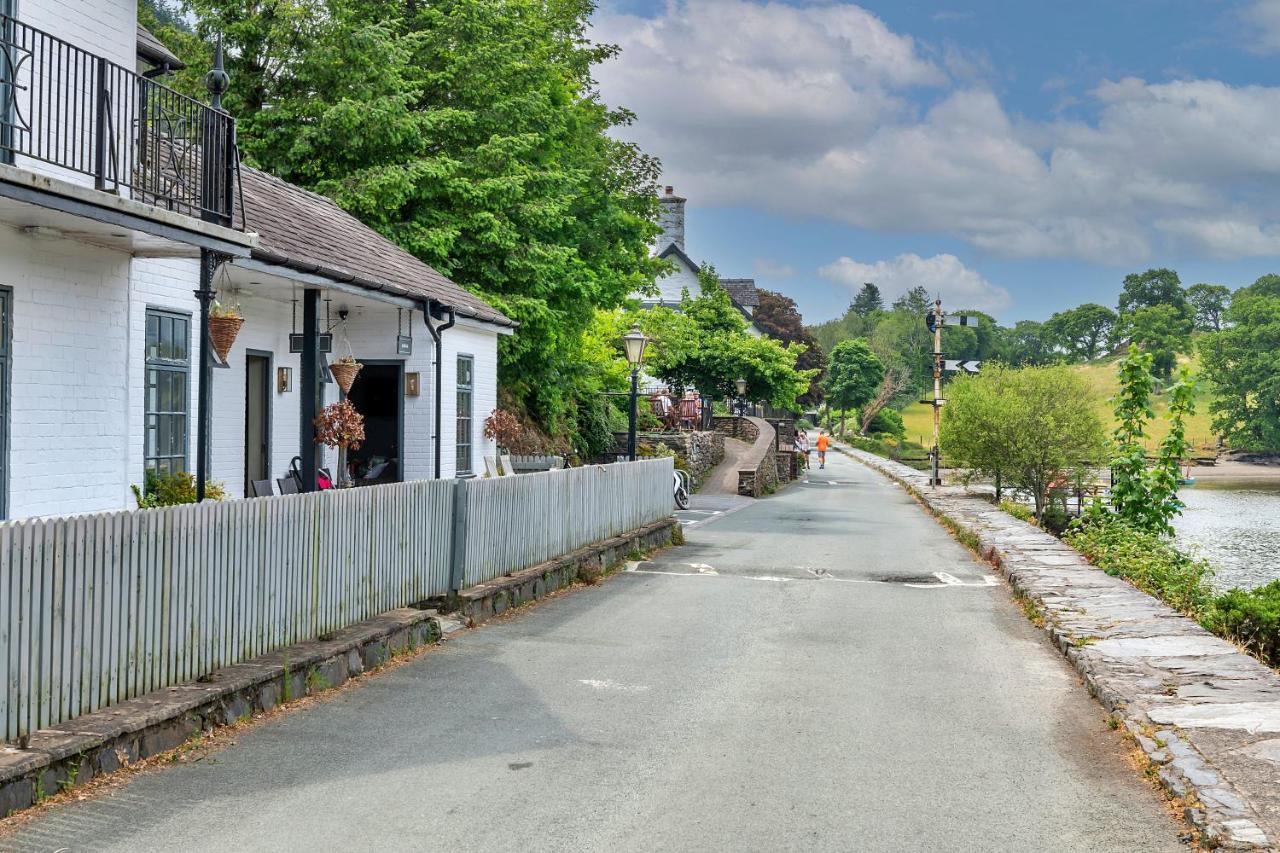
208,301,244,363
314,399,365,487
329,354,363,394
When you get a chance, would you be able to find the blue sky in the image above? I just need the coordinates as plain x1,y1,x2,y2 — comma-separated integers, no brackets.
593,0,1280,324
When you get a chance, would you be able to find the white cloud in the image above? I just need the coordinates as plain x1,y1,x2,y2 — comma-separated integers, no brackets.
818,253,1012,313
595,1,1280,266
1241,0,1280,53
753,258,796,278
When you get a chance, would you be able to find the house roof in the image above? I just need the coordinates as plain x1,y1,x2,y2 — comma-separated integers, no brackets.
719,278,759,308
136,24,186,70
236,167,514,328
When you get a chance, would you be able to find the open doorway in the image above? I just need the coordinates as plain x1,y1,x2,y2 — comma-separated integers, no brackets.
244,351,271,496
344,360,403,486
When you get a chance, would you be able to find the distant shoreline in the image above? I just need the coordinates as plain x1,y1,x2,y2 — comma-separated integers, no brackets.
1188,459,1280,481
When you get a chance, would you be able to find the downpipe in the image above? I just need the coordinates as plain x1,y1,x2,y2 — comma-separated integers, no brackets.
422,300,457,479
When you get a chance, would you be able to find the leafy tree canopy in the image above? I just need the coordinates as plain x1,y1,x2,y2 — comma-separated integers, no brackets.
941,364,1105,516
168,0,665,438
1201,275,1280,451
851,283,884,318
824,339,884,413
1044,303,1116,361
1120,268,1189,316
755,289,827,405
1186,283,1231,332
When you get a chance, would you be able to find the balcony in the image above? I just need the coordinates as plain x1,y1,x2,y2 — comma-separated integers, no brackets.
0,13,253,257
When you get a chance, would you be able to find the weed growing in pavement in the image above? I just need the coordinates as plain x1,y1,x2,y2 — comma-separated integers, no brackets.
305,666,329,694
670,525,685,546
281,655,293,703
1014,590,1045,628
32,777,45,805
59,760,80,793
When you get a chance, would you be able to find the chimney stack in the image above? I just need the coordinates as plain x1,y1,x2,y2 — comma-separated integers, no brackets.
657,185,686,252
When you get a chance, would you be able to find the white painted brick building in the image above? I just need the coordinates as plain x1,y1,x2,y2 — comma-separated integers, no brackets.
0,0,513,519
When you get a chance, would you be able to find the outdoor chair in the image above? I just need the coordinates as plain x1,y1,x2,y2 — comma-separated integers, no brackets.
277,477,300,495
250,479,274,498
500,454,515,476
483,456,501,478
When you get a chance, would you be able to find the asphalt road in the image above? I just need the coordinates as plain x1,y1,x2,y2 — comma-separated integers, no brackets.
1,449,1184,852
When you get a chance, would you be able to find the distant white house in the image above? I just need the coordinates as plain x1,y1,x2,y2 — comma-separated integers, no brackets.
640,187,763,336
0,2,511,518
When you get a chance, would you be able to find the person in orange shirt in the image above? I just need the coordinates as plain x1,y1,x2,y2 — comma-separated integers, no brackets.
816,431,830,469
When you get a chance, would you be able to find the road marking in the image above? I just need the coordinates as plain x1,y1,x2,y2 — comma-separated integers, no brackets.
578,679,651,693
627,563,997,588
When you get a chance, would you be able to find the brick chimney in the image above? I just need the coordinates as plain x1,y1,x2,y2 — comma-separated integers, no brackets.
657,185,686,253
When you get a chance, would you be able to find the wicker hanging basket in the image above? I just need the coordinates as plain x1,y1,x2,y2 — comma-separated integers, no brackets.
208,315,244,363
329,359,363,394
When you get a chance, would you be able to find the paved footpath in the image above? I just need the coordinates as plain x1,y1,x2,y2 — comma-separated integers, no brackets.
0,450,1184,852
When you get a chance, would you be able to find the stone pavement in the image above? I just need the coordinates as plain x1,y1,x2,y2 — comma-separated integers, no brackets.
699,435,754,495
844,444,1280,851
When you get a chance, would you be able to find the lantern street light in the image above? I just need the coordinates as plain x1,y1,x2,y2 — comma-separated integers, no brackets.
622,324,649,461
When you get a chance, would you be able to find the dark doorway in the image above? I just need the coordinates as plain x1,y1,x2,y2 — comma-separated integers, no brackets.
345,361,403,485
244,352,271,496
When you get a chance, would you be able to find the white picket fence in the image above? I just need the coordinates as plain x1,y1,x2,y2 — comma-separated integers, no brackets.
462,459,674,587
0,461,672,742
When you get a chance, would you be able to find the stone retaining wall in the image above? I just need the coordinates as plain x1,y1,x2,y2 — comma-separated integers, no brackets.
842,444,1279,851
610,432,725,490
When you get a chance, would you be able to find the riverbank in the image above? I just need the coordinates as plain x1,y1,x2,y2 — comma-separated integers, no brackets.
1188,459,1280,480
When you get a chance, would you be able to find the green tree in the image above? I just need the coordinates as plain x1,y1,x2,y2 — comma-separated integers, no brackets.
1119,268,1189,315
851,283,884,317
941,364,1105,517
1200,275,1280,451
823,339,884,433
994,320,1055,366
639,282,813,410
1108,345,1196,535
174,0,664,440
892,286,931,315
755,289,827,406
1044,303,1117,361
1186,283,1231,332
870,309,932,397
1116,304,1192,378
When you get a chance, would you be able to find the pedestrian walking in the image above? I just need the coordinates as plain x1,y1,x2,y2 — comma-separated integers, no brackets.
794,430,808,469
816,430,829,469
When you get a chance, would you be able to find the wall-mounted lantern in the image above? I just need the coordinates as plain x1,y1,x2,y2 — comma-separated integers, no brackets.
277,366,293,393
405,372,421,397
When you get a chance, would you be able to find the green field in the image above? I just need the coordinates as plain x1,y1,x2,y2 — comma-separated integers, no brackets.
900,354,1218,453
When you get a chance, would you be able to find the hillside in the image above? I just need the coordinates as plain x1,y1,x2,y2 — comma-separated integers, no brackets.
899,354,1218,452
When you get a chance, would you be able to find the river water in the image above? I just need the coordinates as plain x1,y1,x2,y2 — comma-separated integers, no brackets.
1174,481,1280,591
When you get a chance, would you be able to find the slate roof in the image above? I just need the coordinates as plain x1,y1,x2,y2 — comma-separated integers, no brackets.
136,25,186,70
719,278,760,309
236,167,514,328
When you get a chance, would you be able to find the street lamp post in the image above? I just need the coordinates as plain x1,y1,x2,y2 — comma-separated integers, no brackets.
622,324,650,461
733,377,748,436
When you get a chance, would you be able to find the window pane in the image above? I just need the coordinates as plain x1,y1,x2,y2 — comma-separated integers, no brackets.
144,310,191,479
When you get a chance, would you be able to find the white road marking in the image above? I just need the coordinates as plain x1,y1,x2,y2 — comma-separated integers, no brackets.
627,563,998,589
579,679,651,693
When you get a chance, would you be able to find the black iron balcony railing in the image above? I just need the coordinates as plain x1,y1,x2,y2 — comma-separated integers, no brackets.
0,14,237,226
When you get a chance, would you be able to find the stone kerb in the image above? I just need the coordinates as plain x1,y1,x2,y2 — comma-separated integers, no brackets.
840,443,1278,851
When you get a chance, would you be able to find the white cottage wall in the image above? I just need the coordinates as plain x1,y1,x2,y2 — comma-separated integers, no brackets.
0,226,132,517
438,320,500,479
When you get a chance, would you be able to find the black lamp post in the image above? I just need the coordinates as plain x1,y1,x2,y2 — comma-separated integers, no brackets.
732,377,748,436
622,324,649,461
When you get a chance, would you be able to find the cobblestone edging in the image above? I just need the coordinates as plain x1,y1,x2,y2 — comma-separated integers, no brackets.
843,445,1280,851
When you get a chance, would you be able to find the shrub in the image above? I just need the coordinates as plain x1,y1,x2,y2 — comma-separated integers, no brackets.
131,470,228,508
1039,504,1074,537
866,408,905,438
999,499,1034,523
1205,582,1280,666
1064,514,1215,616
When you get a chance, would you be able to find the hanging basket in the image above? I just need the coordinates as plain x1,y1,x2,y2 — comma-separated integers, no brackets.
208,315,244,363
329,359,363,394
